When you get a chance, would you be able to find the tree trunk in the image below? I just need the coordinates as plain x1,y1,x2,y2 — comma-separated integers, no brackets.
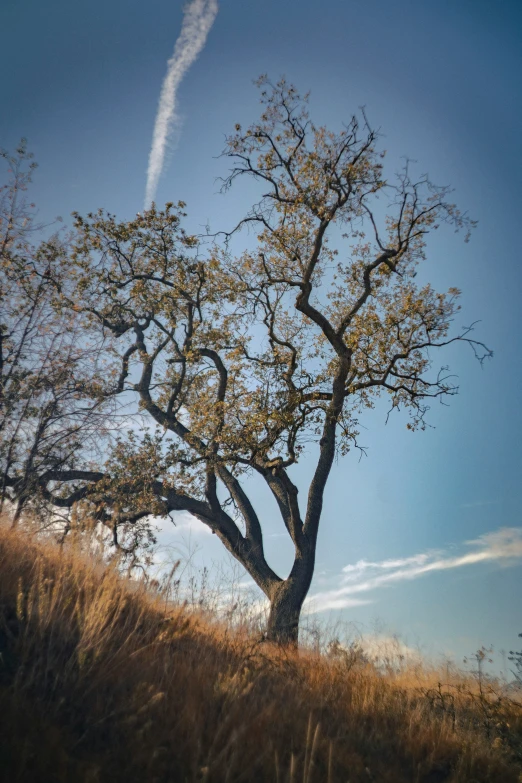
265,574,309,645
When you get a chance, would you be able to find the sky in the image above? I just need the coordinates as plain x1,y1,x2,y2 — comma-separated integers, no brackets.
2,0,521,669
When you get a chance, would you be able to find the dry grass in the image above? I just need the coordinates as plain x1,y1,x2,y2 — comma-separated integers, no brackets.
0,520,521,783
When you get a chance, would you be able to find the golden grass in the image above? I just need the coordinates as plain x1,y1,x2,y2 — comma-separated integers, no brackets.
0,519,521,783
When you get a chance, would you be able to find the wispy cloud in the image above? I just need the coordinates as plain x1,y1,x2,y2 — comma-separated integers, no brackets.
306,596,373,612
144,0,218,208
306,527,522,614
154,511,213,548
170,510,212,537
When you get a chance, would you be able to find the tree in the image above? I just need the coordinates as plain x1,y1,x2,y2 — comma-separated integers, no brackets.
0,143,122,539
29,79,490,643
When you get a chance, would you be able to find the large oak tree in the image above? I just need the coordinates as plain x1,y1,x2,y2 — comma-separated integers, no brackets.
2,80,490,643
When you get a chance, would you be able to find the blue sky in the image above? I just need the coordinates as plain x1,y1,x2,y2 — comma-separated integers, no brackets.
2,0,521,666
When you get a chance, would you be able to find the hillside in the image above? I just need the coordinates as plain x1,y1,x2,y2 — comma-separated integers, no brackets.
0,521,521,783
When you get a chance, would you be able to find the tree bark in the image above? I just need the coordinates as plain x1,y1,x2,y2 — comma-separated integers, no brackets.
266,583,303,645
265,548,315,645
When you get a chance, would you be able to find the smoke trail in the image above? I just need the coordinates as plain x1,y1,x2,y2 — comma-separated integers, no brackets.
144,0,218,208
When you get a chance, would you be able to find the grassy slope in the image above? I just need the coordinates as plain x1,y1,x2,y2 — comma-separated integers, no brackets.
0,521,521,783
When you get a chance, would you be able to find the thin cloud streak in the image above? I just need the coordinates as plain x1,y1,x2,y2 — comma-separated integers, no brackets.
307,527,522,613
305,596,373,613
144,0,218,208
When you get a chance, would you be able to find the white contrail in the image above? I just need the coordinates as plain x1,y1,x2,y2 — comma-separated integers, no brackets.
144,0,218,208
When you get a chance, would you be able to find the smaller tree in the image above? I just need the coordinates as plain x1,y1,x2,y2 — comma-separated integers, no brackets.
0,143,115,534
